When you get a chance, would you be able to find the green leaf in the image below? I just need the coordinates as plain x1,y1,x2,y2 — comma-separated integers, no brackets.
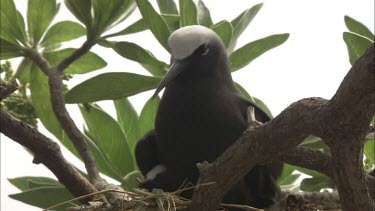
179,0,198,26
157,0,178,15
211,20,233,48
136,0,171,51
139,97,160,137
114,98,141,152
92,0,136,35
122,171,143,190
197,0,213,27
234,82,256,103
43,48,107,74
229,3,263,51
279,174,301,186
64,0,92,35
41,21,86,47
300,136,329,152
343,32,373,65
8,177,61,192
16,58,33,83
66,72,161,103
253,97,273,119
229,33,289,72
9,186,76,210
277,163,295,185
84,129,123,181
29,64,78,156
80,104,134,176
27,0,58,45
0,0,27,44
300,176,333,192
104,14,179,38
345,16,374,41
0,38,24,60
113,41,167,77
364,139,374,164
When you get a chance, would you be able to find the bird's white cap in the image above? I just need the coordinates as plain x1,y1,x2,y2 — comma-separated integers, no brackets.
168,25,218,60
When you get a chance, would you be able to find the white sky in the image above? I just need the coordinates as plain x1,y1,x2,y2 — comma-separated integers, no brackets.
1,0,374,210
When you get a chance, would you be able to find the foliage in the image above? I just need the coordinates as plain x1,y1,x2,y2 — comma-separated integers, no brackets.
1,0,373,209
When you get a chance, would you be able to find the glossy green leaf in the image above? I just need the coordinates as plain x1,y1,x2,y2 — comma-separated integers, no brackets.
64,0,92,29
343,32,373,65
27,0,58,45
41,21,86,47
253,97,273,119
300,136,329,152
279,174,301,186
139,97,160,137
9,186,75,210
114,98,141,152
43,48,107,74
122,171,143,190
345,16,374,41
197,0,213,27
29,64,78,156
113,41,167,77
66,73,161,104
0,0,26,44
92,0,136,35
83,129,123,181
276,163,295,185
157,0,178,15
230,33,289,72
179,0,198,26
0,38,24,60
235,82,273,119
16,58,32,83
136,0,171,51
291,164,326,178
211,20,233,48
105,14,179,38
80,104,134,176
364,139,374,164
229,3,263,50
8,177,60,192
234,82,256,103
300,176,333,192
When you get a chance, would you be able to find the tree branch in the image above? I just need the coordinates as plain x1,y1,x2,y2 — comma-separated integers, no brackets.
190,44,375,210
0,109,97,204
0,80,18,101
24,44,102,185
55,40,95,73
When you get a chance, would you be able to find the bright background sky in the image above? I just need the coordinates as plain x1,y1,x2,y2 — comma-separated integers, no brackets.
1,0,374,210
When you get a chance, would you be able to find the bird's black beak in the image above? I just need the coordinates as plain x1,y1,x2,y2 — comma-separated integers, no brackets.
152,60,187,98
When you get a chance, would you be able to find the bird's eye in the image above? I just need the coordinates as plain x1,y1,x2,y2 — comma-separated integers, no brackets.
195,44,209,56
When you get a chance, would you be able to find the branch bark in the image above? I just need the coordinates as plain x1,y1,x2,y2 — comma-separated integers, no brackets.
24,45,102,185
0,80,18,101
0,109,96,204
190,44,375,211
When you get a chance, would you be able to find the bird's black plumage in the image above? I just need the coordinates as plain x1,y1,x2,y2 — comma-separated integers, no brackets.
135,25,282,209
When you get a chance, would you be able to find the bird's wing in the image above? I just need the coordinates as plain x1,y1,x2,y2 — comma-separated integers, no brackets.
135,130,159,176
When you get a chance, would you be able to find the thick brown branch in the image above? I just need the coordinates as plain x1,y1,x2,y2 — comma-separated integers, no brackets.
282,146,375,199
0,109,97,203
0,80,18,101
190,44,375,210
319,44,375,211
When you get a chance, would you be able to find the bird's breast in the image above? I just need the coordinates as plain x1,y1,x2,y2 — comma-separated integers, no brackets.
154,80,247,167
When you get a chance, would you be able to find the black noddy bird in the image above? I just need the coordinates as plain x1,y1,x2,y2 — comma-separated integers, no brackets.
135,25,283,209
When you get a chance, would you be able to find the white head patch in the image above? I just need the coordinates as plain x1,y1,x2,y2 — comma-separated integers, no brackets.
168,25,217,60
